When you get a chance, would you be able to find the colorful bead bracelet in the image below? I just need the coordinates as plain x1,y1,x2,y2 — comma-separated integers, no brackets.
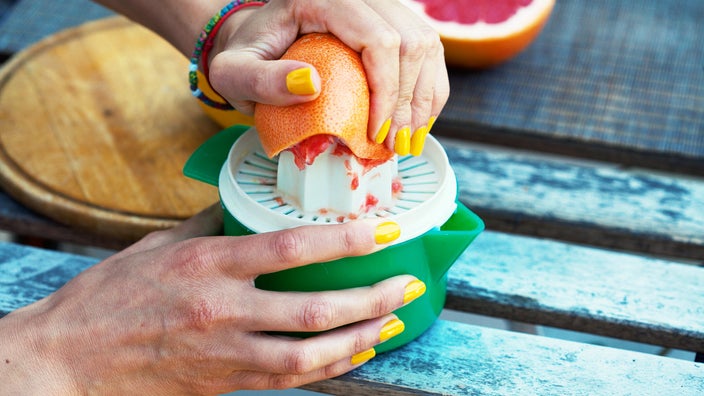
189,0,269,110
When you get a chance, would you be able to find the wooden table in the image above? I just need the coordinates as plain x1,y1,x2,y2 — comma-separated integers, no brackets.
1,0,703,394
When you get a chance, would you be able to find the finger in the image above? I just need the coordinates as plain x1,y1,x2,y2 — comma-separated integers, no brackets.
361,1,440,156
411,50,450,156
116,204,224,257
243,274,419,332
230,350,374,391
289,0,403,148
220,219,401,278
209,53,321,115
409,39,447,156
237,313,402,378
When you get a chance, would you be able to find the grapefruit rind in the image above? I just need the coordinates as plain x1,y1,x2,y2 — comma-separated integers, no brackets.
254,34,393,161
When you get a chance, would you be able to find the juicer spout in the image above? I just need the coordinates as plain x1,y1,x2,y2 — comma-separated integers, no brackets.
422,203,484,283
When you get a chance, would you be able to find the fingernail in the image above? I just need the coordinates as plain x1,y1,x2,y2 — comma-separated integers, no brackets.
394,127,411,156
403,280,426,304
379,319,405,342
375,118,392,144
410,125,429,156
286,67,317,95
375,221,400,244
350,348,376,365
427,115,437,132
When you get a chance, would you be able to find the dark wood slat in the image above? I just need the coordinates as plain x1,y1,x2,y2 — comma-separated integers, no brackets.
0,190,133,250
437,0,704,175
443,138,704,261
446,231,704,352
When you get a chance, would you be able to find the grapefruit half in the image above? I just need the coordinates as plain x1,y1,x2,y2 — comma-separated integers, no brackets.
255,33,393,161
401,0,555,68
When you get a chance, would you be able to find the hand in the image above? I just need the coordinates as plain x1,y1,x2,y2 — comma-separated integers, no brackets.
0,205,420,394
208,0,449,156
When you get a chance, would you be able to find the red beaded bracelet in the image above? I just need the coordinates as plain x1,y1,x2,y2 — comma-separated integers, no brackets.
189,0,269,110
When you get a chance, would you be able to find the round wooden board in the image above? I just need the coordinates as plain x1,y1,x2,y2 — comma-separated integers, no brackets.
0,17,222,242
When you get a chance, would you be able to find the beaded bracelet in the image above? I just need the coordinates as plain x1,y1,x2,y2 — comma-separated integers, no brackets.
189,0,269,110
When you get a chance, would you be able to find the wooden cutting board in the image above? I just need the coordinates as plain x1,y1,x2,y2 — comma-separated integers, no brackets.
0,16,223,242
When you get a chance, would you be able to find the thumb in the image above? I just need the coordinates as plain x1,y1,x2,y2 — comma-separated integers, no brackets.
208,53,321,115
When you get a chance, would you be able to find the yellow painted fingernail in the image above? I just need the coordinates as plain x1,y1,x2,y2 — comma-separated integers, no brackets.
379,319,405,342
403,280,426,304
375,118,392,144
410,125,429,156
286,67,317,95
375,221,401,244
394,127,411,156
350,348,376,365
427,115,437,132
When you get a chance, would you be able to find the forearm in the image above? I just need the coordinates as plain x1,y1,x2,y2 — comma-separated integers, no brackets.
92,0,231,57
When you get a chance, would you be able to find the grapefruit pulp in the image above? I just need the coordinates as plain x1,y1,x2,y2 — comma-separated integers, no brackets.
401,0,555,68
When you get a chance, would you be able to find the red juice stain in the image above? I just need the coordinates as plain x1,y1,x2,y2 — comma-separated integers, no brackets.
392,177,403,197
364,193,379,213
350,175,359,190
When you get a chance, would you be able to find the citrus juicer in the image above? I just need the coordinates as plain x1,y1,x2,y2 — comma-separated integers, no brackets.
184,124,484,352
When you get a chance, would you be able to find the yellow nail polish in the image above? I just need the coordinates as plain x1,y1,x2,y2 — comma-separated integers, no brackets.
427,116,437,132
379,319,405,342
375,118,392,144
403,280,426,304
350,348,376,365
394,127,411,156
375,221,401,244
286,67,316,95
410,125,429,156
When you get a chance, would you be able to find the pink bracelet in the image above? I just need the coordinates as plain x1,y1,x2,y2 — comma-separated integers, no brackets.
189,0,269,110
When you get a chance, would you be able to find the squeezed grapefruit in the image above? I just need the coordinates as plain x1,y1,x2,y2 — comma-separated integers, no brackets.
255,33,393,161
401,0,555,68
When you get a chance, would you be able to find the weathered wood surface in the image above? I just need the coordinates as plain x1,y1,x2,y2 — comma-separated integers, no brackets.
447,231,704,352
1,242,702,395
4,136,704,263
306,320,703,396
4,228,703,354
442,138,704,261
0,241,97,315
0,190,131,250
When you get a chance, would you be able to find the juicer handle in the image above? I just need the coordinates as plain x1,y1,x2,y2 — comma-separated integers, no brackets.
423,202,485,283
183,124,251,186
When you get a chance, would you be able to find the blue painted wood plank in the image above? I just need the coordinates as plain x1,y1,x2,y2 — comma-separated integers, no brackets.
2,241,703,394
446,231,704,352
442,138,704,260
0,241,97,316
307,320,704,396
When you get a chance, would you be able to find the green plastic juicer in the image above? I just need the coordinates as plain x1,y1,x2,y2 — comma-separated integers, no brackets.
183,124,484,353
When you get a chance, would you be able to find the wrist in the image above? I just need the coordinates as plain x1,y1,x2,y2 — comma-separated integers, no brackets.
0,304,77,395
